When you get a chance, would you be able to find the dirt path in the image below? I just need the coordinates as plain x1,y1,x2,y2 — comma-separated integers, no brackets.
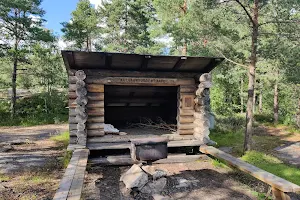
83,161,258,200
0,124,68,200
254,125,300,167
0,124,68,173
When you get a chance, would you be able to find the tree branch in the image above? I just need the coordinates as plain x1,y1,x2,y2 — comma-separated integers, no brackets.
259,20,300,27
234,0,255,25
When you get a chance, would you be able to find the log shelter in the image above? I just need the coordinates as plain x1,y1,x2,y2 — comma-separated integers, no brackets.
62,51,224,152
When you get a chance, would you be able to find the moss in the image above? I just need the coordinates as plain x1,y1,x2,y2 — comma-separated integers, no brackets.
0,173,10,182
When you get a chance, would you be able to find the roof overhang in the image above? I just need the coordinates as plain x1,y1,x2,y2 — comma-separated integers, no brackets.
62,51,224,73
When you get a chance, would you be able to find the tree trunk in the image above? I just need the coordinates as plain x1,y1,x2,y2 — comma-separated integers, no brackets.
259,86,263,114
11,57,17,117
274,78,279,124
253,86,256,114
244,0,259,152
182,0,187,56
240,77,244,113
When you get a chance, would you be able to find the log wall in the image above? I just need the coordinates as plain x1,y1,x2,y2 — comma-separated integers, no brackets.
68,69,199,145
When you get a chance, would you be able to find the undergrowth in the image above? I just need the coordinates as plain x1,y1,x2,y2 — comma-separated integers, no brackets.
50,131,70,148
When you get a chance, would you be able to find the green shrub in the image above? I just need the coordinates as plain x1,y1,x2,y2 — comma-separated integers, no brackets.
0,90,68,126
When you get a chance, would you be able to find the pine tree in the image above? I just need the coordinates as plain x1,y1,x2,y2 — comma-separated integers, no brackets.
0,0,54,117
97,0,162,54
61,0,98,51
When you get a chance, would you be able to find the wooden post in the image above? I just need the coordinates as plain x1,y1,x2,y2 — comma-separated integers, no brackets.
75,70,88,146
272,187,291,200
194,73,212,143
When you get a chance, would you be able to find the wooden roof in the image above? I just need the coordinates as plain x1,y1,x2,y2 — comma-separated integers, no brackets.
62,51,224,73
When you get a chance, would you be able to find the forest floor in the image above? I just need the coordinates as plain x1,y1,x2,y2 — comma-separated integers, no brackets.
0,123,299,199
0,124,69,200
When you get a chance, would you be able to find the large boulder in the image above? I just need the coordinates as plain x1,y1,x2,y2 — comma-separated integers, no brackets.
140,177,167,194
120,164,148,190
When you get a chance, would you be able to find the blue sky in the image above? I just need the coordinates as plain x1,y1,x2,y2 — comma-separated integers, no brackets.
41,0,78,36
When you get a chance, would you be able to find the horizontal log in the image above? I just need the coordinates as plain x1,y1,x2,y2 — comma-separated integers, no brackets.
75,70,86,80
76,96,88,106
69,123,77,131
69,76,77,84
89,154,209,166
87,93,104,101
180,86,196,93
87,108,104,116
76,87,87,97
87,130,105,137
77,123,86,131
87,116,104,123
179,109,194,116
178,123,195,130
179,116,194,123
84,70,199,78
69,84,76,92
178,129,194,135
87,123,104,129
86,84,104,93
87,101,104,108
76,80,86,88
69,108,76,116
69,91,77,99
69,116,77,124
86,77,195,86
76,113,88,123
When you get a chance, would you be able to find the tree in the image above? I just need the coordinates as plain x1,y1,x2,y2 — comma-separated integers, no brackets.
61,0,98,51
0,0,54,117
97,0,162,54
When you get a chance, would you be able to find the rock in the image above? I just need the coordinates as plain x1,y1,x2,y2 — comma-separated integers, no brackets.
120,164,148,190
153,170,167,180
140,177,167,194
141,165,156,175
141,166,167,180
152,194,171,200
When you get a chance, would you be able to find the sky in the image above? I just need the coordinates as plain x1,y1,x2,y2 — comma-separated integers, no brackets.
41,0,102,36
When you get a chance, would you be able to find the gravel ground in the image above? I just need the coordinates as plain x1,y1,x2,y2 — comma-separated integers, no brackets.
82,160,258,200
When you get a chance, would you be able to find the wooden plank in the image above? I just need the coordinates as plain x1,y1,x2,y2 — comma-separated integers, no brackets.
86,84,104,93
87,130,105,137
179,116,194,124
87,123,104,129
87,140,202,150
179,109,194,116
87,101,104,108
87,93,104,101
87,108,104,116
84,70,199,78
89,154,208,166
86,77,195,86
87,116,104,123
199,145,300,193
178,123,194,130
178,129,194,135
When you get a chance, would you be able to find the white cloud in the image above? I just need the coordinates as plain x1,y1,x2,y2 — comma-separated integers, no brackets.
89,0,103,8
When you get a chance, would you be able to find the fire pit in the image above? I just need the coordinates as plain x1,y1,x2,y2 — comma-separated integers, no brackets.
130,137,169,164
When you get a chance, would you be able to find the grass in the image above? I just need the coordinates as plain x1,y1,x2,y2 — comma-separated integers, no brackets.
0,173,10,182
211,158,228,168
241,151,300,186
59,150,73,168
50,131,70,148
